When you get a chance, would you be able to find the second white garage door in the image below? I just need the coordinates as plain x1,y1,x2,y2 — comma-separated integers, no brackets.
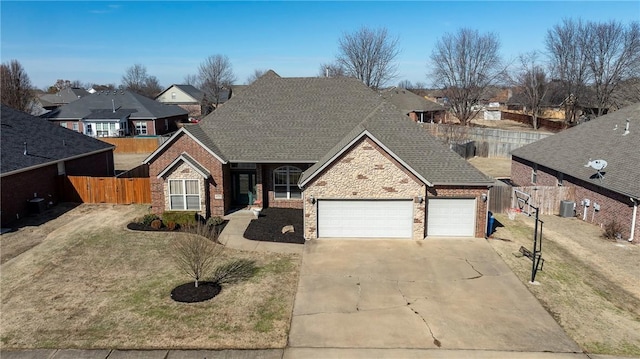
427,198,476,237
317,200,413,238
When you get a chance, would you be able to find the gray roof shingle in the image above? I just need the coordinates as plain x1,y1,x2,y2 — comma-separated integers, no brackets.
42,90,187,120
1,105,114,175
511,102,640,198
379,88,445,114
193,71,491,186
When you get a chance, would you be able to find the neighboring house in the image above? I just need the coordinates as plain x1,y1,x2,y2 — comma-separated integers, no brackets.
144,71,493,240
379,87,447,123
511,102,640,243
155,84,205,118
0,105,115,226
42,90,188,137
156,84,238,119
38,87,90,110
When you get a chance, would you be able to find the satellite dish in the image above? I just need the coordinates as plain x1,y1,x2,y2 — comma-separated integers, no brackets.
585,159,607,171
585,159,607,182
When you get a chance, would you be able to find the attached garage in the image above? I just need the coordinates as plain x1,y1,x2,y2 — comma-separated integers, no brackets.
427,198,476,237
317,200,414,238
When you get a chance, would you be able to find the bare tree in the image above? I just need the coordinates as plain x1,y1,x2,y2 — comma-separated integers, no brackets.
513,51,549,130
197,55,236,106
430,28,503,125
318,62,346,78
121,64,162,98
582,20,640,116
171,234,222,288
545,19,589,124
397,80,413,89
335,26,400,89
183,74,198,86
246,68,267,84
1,59,35,112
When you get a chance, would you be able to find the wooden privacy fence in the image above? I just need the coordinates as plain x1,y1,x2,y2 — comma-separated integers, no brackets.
490,185,576,215
60,176,151,204
100,137,161,153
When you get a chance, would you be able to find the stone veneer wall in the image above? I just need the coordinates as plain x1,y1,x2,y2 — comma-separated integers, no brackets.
163,162,207,218
512,156,639,243
303,137,426,240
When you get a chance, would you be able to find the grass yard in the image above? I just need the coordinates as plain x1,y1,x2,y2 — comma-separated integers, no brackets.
489,213,640,356
0,204,301,349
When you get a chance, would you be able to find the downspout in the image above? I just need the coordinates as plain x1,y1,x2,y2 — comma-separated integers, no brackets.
630,198,638,242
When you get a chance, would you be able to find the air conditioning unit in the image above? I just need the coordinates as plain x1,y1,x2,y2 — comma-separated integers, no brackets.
560,200,575,218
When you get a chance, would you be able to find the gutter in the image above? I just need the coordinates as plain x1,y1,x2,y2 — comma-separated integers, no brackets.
630,198,638,242
0,147,114,178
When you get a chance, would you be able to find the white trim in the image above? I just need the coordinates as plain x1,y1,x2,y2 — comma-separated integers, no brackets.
168,178,201,211
157,153,211,179
143,127,227,165
299,130,433,187
273,165,302,200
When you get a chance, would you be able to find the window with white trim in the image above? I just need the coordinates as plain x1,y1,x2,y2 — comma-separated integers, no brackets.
135,121,147,135
273,166,302,199
72,122,79,132
60,122,67,128
169,179,200,210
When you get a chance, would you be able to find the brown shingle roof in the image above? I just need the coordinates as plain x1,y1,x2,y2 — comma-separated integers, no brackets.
193,71,492,186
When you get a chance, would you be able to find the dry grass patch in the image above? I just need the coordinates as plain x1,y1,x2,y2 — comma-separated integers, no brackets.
1,204,300,349
489,213,640,356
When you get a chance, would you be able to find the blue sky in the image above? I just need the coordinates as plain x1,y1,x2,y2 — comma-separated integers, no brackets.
1,1,639,90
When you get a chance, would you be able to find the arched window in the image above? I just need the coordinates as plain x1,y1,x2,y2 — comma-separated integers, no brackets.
273,166,302,199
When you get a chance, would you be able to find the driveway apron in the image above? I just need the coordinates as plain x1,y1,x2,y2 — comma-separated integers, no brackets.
288,238,581,352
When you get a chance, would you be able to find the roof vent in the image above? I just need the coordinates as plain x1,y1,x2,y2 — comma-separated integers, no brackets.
623,119,630,136
23,142,28,155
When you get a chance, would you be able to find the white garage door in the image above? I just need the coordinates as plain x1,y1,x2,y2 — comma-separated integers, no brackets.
427,198,476,237
317,200,413,238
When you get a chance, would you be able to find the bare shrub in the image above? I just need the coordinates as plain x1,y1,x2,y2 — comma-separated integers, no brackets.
182,221,221,243
211,259,257,285
602,220,624,241
170,235,223,288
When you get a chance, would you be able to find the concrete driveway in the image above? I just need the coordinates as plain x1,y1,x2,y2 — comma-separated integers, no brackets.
288,238,581,352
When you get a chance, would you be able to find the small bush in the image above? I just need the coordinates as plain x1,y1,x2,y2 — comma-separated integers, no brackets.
141,214,160,226
602,220,624,241
167,221,178,231
207,216,225,226
150,219,163,230
163,211,198,226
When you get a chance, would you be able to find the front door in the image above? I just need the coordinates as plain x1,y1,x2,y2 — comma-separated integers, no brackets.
232,172,256,206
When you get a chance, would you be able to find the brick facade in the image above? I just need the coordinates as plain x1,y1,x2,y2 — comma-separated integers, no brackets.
512,156,639,243
149,133,225,217
303,137,427,240
1,150,114,226
260,164,311,210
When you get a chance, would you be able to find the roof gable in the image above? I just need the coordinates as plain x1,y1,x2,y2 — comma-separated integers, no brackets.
1,105,114,175
380,88,445,113
175,72,491,186
511,103,640,198
157,153,211,179
143,126,227,165
156,84,205,103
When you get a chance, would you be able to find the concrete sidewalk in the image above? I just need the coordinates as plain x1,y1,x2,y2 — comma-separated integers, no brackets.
218,210,303,254
0,348,629,359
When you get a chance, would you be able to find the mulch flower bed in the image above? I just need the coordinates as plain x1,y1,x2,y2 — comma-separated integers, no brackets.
171,281,221,303
243,208,304,244
126,221,228,233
